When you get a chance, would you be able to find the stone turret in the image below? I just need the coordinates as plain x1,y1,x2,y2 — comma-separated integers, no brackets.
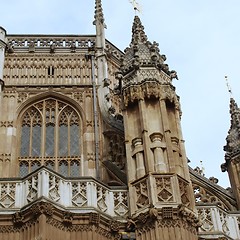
223,98,240,209
119,16,199,239
0,27,7,92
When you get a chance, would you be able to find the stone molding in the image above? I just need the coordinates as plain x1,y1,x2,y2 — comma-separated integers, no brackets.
122,80,180,109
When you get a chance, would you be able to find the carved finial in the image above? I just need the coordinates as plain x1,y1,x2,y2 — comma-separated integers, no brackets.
94,0,105,26
200,160,205,176
131,15,148,46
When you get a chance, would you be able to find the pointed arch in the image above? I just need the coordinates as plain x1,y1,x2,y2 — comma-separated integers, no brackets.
17,91,87,132
17,92,84,178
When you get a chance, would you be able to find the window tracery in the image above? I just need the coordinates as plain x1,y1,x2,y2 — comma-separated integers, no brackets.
19,98,81,177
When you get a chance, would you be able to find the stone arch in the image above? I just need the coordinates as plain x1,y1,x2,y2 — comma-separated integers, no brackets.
16,91,85,177
16,91,87,132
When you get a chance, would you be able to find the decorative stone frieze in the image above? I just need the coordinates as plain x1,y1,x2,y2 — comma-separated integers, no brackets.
0,121,13,127
31,202,54,216
12,211,24,227
89,212,100,225
0,153,11,161
17,92,29,103
3,90,16,98
192,183,234,211
62,211,73,226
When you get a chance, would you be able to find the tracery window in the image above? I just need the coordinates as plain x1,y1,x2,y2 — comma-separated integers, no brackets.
19,98,81,177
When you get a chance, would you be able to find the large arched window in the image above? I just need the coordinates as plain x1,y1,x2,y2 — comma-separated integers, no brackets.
19,98,81,177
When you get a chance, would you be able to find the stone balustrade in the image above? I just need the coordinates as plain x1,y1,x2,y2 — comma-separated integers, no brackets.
0,167,128,218
0,167,239,238
7,35,95,53
197,205,240,240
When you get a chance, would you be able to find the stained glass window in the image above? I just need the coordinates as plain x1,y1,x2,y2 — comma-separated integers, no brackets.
19,161,29,177
31,161,41,172
70,124,80,156
19,98,81,177
32,125,41,156
45,124,55,156
59,124,68,156
70,160,80,177
45,161,54,170
21,125,30,156
59,160,68,177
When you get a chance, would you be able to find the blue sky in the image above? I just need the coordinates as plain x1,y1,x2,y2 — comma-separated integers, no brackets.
2,0,240,187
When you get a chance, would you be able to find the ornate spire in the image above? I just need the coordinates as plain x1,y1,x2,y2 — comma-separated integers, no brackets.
224,98,240,160
130,16,148,46
120,16,177,83
93,0,105,26
93,0,106,50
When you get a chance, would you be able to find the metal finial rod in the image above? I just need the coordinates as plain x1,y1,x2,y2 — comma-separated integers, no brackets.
129,0,142,14
225,75,233,97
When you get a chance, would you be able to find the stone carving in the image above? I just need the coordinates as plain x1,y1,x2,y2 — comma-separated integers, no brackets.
178,179,191,207
3,90,16,98
126,217,136,231
110,220,120,232
178,205,199,228
149,206,158,220
193,184,232,211
0,182,16,208
113,192,128,216
0,153,11,161
103,78,111,87
169,70,178,80
0,225,17,234
72,91,83,103
62,211,73,226
29,41,35,53
49,174,60,202
193,166,205,176
209,176,219,184
198,208,214,232
70,42,76,52
89,212,100,225
162,207,174,219
17,92,29,103
219,210,230,236
134,179,149,209
3,56,93,86
31,202,54,216
50,43,56,53
122,79,180,108
155,176,173,202
96,226,121,240
12,211,24,226
6,43,14,53
97,185,108,212
105,132,126,170
26,175,38,203
72,182,87,207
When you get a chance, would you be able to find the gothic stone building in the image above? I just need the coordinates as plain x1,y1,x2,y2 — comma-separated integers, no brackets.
0,1,239,240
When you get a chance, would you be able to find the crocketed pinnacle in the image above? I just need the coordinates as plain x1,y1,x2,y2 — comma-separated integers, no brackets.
120,16,170,78
130,16,148,46
224,98,240,159
94,0,105,25
229,98,240,131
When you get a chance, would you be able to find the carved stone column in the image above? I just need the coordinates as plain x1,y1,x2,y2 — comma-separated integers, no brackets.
150,132,166,173
132,138,145,178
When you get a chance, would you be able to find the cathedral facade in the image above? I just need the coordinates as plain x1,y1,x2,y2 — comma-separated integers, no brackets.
0,1,239,239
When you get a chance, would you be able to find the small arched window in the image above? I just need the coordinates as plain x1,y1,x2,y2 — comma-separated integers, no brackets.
19,98,81,177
